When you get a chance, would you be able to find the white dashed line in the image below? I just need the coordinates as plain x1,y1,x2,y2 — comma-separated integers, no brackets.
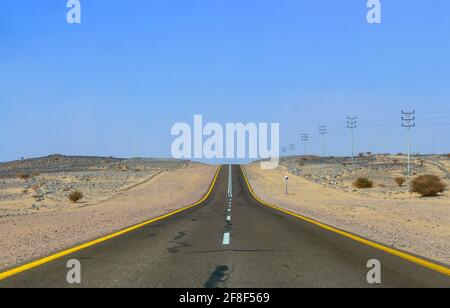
227,215,231,221
223,232,230,245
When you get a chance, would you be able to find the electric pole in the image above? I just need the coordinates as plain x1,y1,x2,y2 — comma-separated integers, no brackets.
319,125,327,157
289,144,296,156
300,133,309,156
347,116,357,162
402,111,416,176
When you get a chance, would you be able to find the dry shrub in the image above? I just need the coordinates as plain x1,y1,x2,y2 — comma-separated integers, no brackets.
31,184,41,192
17,173,31,180
118,165,129,172
68,191,84,203
394,177,406,187
446,154,450,158
378,184,386,188
353,177,374,189
410,175,446,197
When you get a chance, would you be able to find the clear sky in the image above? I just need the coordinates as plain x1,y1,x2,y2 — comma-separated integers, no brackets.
1,0,449,162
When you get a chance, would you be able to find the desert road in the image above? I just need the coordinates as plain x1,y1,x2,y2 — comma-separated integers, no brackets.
0,165,449,288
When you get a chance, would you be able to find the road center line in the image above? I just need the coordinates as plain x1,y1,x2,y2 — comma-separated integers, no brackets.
227,165,233,199
223,232,230,245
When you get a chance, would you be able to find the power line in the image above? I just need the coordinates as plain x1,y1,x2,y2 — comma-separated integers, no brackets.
300,133,309,156
319,125,327,157
402,110,416,176
347,116,357,162
289,144,296,155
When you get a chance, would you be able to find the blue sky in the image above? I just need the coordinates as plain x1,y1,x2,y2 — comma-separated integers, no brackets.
1,0,449,162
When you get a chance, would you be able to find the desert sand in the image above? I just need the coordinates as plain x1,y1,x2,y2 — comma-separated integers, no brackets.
244,155,449,265
0,157,217,270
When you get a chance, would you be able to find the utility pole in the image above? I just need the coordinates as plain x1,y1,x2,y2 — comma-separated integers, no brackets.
319,125,327,157
300,133,309,156
347,116,357,162
402,111,416,176
289,144,296,156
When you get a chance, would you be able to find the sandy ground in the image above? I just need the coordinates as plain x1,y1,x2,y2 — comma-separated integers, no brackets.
0,163,217,270
244,163,450,265
281,155,450,200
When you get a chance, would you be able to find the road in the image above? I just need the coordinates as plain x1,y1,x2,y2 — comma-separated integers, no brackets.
0,165,449,288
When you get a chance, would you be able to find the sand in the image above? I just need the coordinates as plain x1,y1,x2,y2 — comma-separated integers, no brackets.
0,164,217,270
244,163,450,265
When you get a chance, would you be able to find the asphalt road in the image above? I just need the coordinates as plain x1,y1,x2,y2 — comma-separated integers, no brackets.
0,165,449,288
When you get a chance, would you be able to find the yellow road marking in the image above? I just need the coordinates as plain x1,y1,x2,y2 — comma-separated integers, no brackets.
240,166,450,277
0,165,222,282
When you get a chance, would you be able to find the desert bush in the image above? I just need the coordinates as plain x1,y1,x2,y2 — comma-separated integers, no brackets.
31,184,41,192
118,165,129,172
68,191,84,203
446,154,450,158
17,173,31,180
410,175,446,197
353,177,374,189
394,177,406,187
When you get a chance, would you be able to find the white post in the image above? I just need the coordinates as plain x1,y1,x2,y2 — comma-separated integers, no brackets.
284,175,289,195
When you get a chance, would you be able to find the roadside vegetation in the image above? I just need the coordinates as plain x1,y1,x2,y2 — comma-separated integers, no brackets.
353,177,374,189
394,177,407,187
410,175,447,197
68,191,84,203
16,173,31,181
